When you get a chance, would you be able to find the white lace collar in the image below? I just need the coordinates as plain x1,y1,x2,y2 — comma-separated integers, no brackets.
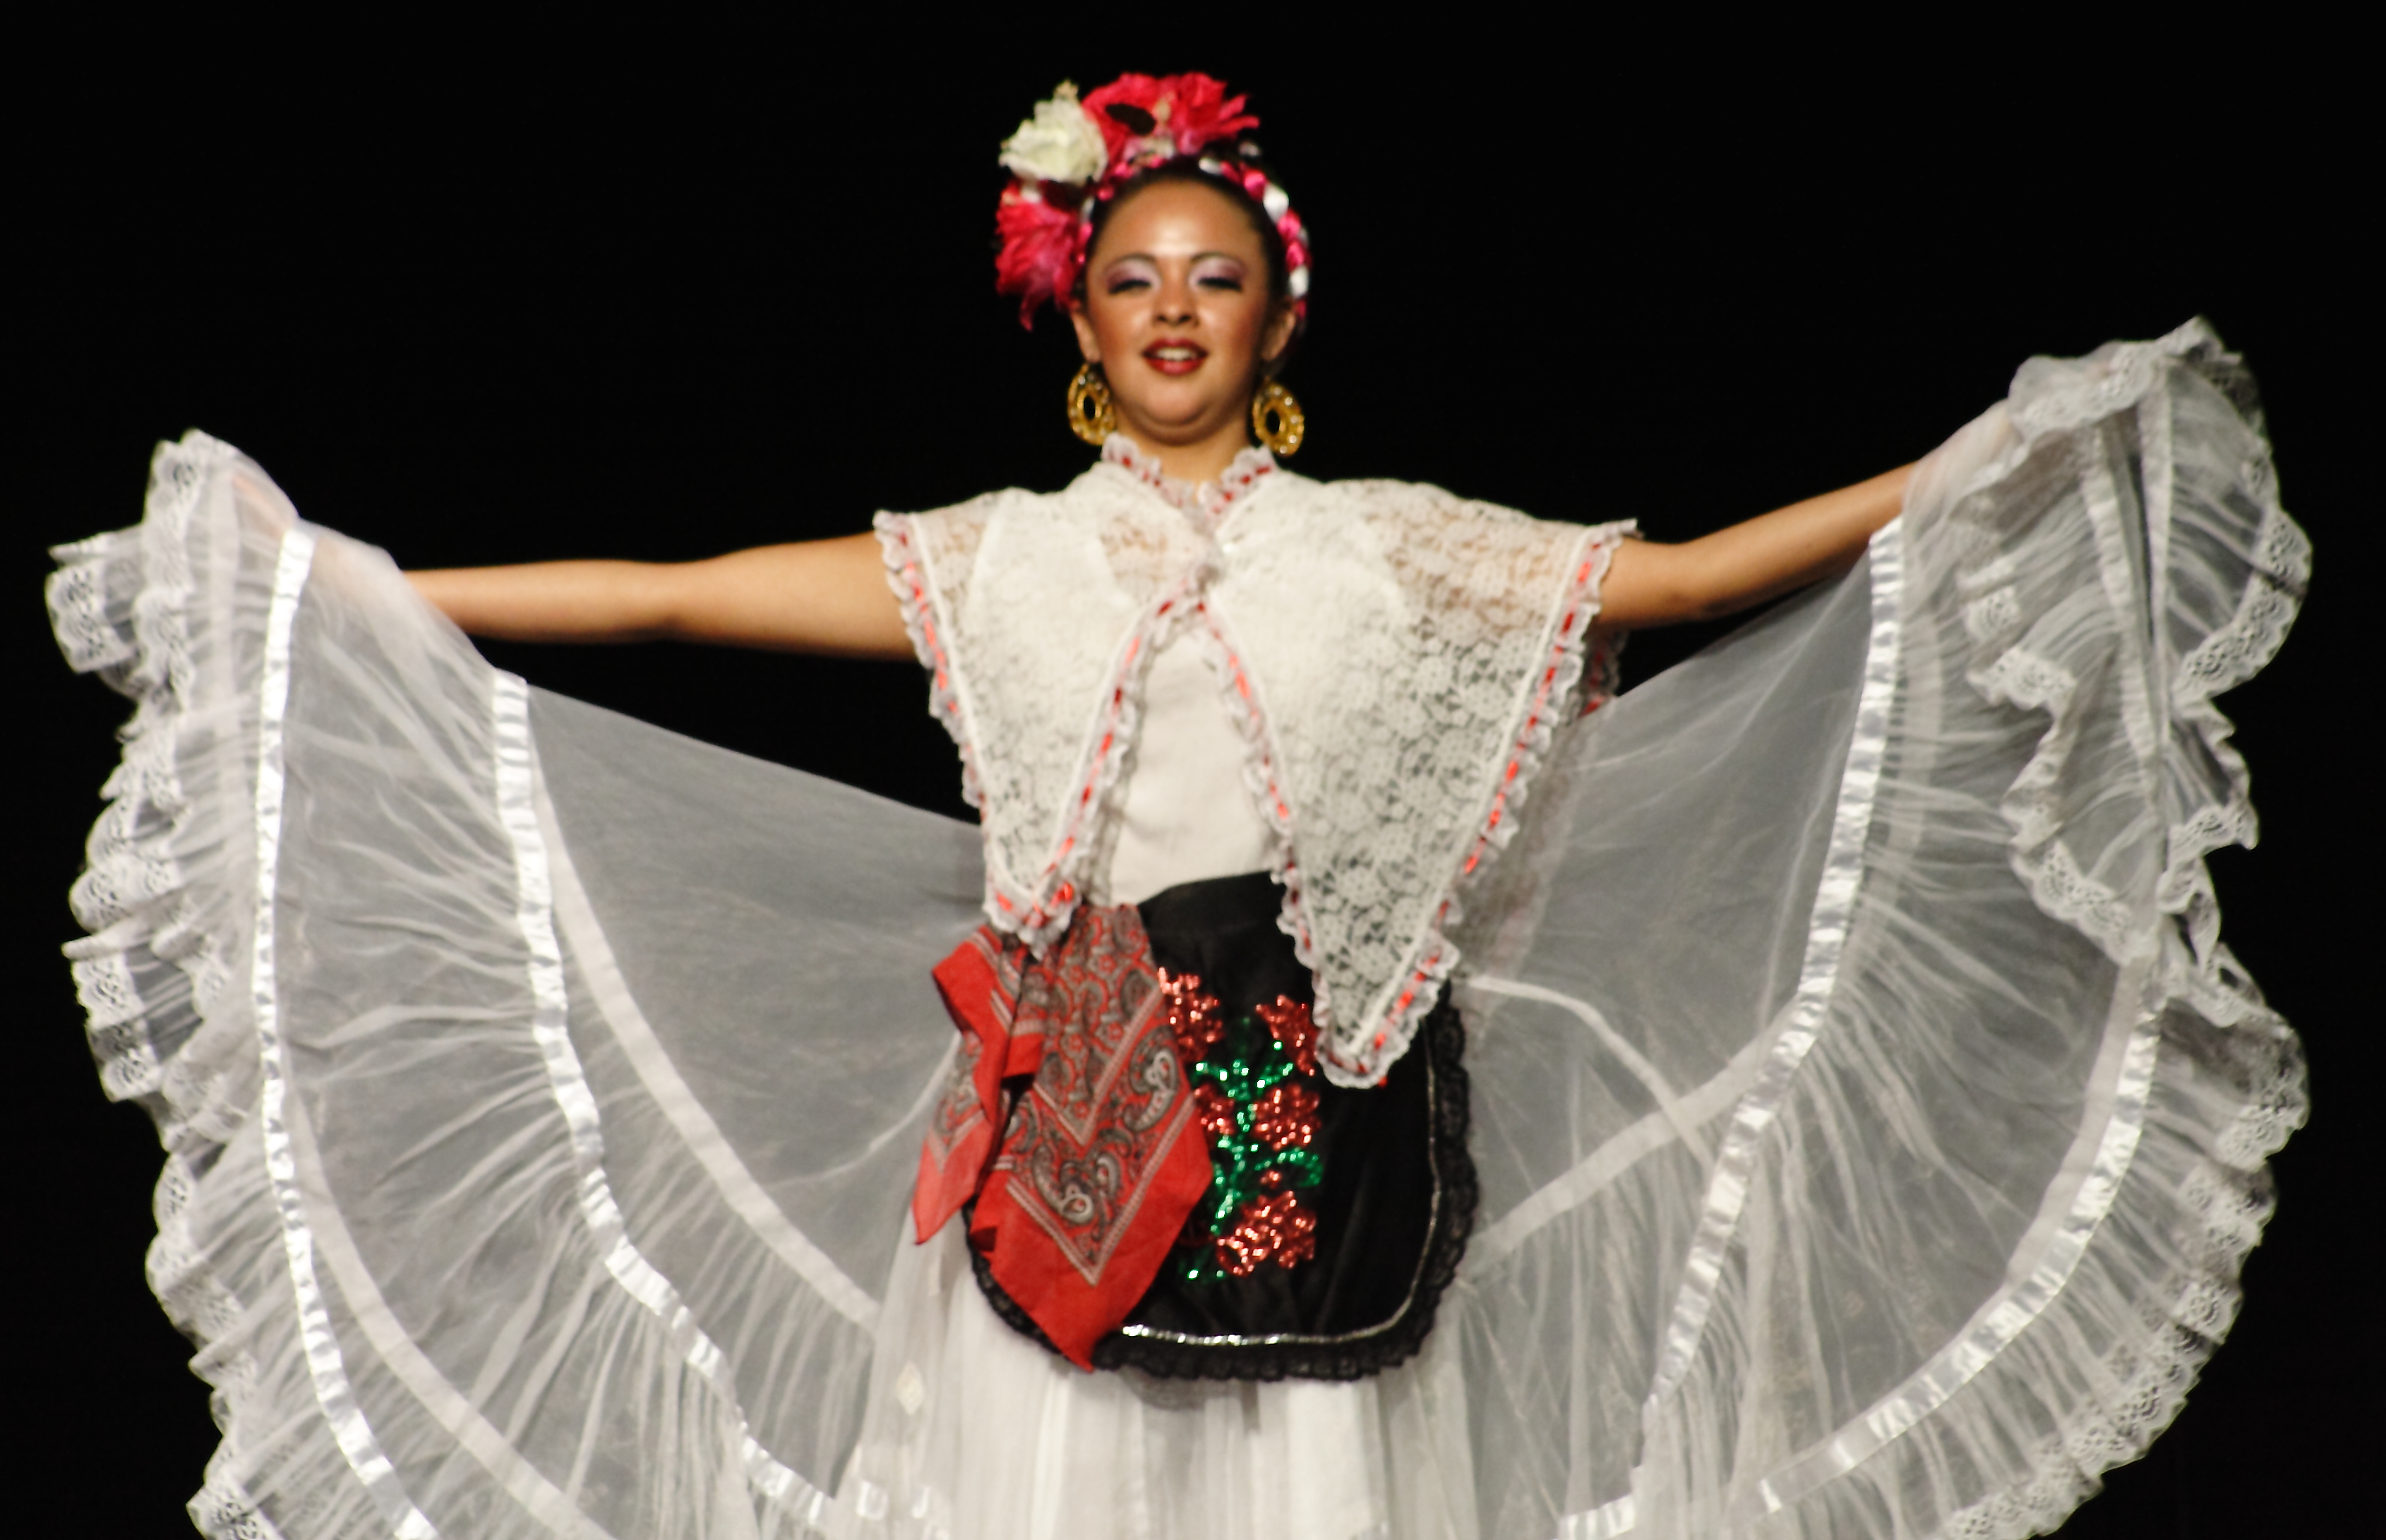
1099,435,1277,529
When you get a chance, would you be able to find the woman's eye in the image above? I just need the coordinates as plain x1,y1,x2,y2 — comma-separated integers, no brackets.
1197,273,1245,291
1105,275,1151,294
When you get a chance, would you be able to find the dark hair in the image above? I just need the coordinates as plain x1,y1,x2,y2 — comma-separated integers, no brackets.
1072,156,1297,331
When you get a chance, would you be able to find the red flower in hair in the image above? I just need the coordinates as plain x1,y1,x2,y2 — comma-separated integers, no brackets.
993,182,1081,327
992,74,1295,331
1081,73,1260,174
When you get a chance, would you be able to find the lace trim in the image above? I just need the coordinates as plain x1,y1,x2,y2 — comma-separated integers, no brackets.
1751,956,2176,1518
880,501,1225,951
1005,572,1217,949
191,1455,290,1540
2002,317,2224,451
1927,1025,2306,1539
881,507,1071,947
966,995,1477,1381
1099,434,1277,529
53,439,445,1537
2159,503,2309,969
1331,523,1627,1087
873,512,985,812
46,532,139,675
1961,346,2307,985
54,460,208,959
2176,503,2309,702
1965,642,2141,962
1939,319,2243,523
52,457,210,1109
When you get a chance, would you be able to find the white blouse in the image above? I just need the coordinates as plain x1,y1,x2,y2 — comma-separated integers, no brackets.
1098,634,1276,905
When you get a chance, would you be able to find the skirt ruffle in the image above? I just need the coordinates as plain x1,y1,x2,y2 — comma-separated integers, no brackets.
50,318,2307,1539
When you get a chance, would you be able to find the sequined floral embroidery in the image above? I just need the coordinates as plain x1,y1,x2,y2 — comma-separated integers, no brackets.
1216,1187,1318,1275
1257,995,1318,1076
1248,1080,1321,1151
1165,986,1326,1282
1161,968,1225,1063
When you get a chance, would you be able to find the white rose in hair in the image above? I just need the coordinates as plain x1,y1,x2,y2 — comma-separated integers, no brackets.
1000,82,1108,186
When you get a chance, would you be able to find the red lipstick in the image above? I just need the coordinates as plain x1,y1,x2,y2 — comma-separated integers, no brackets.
1141,339,1208,376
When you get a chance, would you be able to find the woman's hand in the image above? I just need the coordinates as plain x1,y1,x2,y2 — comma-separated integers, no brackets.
1597,464,1914,630
405,533,914,659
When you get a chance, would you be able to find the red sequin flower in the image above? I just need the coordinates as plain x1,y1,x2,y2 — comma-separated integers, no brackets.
1255,996,1318,1077
1215,1190,1319,1277
1192,1082,1239,1143
1161,969,1225,1063
1248,1080,1321,1152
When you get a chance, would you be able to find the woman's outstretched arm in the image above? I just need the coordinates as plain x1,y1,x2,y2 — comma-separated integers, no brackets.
406,533,915,659
1596,464,1914,630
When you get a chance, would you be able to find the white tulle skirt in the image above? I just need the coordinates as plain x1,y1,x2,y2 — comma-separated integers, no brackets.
49,320,2307,1539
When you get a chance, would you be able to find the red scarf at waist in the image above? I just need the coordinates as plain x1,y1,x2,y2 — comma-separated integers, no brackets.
912,904,1216,1368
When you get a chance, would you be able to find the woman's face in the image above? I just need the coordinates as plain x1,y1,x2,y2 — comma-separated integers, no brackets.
1070,179,1295,452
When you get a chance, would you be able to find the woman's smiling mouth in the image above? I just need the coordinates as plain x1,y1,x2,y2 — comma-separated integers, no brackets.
1142,340,1208,376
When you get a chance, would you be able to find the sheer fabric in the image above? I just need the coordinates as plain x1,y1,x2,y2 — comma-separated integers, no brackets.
49,319,2306,1539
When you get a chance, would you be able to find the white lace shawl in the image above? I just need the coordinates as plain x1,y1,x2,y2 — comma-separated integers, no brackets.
876,440,1631,1085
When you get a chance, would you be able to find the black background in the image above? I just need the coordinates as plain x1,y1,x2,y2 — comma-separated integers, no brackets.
15,27,2371,1538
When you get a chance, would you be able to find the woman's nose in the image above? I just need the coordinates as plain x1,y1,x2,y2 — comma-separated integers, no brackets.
1152,273,1195,323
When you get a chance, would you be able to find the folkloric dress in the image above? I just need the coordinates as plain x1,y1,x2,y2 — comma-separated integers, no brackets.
51,320,2308,1539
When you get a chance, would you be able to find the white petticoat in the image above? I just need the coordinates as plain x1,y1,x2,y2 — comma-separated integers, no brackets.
49,320,2308,1539
841,1220,1447,1540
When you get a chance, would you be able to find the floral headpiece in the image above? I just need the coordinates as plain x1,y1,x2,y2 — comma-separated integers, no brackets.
993,74,1311,330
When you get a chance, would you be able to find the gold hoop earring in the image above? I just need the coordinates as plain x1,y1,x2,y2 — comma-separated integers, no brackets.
1066,363,1117,446
1251,379,1305,457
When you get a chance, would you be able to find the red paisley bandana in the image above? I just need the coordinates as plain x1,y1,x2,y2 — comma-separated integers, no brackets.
913,905,1213,1368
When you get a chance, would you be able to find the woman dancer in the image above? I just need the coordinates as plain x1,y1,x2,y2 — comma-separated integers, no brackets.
49,73,2307,1539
